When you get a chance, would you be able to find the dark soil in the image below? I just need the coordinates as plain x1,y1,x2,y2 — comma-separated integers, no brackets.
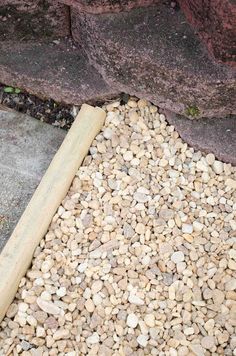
0,83,75,130
0,84,129,130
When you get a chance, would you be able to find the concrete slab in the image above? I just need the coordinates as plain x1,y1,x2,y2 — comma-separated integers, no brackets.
0,111,66,251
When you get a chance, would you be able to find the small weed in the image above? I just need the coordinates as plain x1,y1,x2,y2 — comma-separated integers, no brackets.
185,105,200,118
4,86,21,94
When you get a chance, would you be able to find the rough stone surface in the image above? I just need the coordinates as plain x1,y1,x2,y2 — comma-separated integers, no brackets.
0,110,65,250
179,0,236,67
164,109,236,165
58,0,159,13
0,0,70,41
72,3,236,119
0,40,118,105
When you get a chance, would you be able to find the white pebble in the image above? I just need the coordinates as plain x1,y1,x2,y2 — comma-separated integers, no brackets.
171,251,185,264
127,313,139,328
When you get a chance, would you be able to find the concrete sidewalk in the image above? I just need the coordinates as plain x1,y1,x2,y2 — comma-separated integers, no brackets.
0,110,66,251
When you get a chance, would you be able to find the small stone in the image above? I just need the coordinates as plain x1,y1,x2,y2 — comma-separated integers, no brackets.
137,99,148,108
205,319,215,331
196,160,208,172
228,259,236,270
203,288,213,300
18,302,28,313
159,209,174,220
36,298,61,315
171,251,185,264
182,224,193,234
6,303,18,318
103,128,113,140
206,153,215,165
33,311,48,324
144,314,155,327
184,327,194,335
123,151,133,161
56,287,67,298
201,336,215,350
193,221,204,232
123,223,135,238
135,222,146,234
85,299,95,313
36,326,46,338
87,332,100,344
127,313,139,328
41,260,53,273
128,294,144,305
225,178,236,189
229,249,236,260
212,160,223,174
133,192,149,203
190,344,205,356
176,262,186,273
137,334,148,347
53,329,70,340
212,289,225,304
44,316,58,329
91,280,103,294
21,340,32,351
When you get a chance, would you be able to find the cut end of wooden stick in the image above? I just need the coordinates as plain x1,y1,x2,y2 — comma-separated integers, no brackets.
0,104,106,322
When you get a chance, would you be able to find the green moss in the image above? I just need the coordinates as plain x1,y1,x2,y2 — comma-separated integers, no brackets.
185,105,200,118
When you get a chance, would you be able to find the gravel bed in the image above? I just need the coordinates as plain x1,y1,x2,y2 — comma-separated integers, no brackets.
0,99,236,356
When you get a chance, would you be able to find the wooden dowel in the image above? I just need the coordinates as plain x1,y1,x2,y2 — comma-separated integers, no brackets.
0,104,106,322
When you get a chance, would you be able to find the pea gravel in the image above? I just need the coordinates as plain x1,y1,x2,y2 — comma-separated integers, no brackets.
0,99,236,356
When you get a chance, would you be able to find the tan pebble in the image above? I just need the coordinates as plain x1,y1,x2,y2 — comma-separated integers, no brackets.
33,310,48,324
113,267,126,276
205,319,215,331
189,343,205,356
137,99,148,108
217,332,229,344
44,316,58,329
36,298,61,315
6,303,18,318
228,259,236,270
129,110,139,122
135,222,146,234
53,328,70,340
85,299,95,313
212,289,225,304
144,314,155,327
123,151,133,161
26,315,37,327
193,221,204,232
206,153,215,165
41,260,53,273
91,280,103,294
225,178,236,189
127,100,137,108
